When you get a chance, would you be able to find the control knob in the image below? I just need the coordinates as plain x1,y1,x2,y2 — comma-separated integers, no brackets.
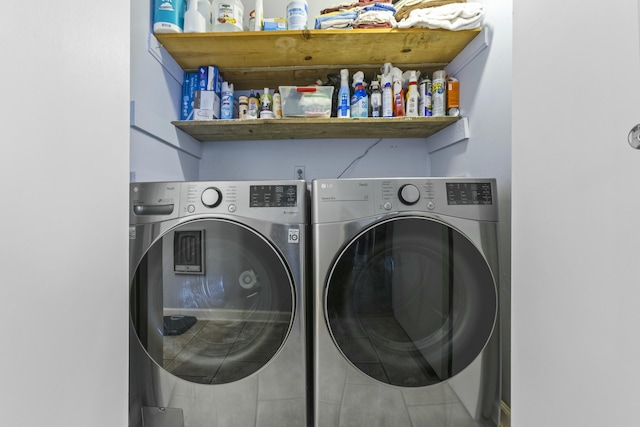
201,187,222,208
398,184,420,205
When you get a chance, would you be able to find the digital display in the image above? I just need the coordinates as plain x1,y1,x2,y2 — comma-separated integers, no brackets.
446,182,493,205
250,185,297,207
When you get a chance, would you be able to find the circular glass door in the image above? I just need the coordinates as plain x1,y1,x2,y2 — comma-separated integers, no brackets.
326,217,496,387
130,219,295,384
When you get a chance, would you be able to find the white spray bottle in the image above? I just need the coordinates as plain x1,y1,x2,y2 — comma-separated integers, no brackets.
392,67,405,117
350,71,368,118
337,68,351,118
381,63,393,117
405,70,419,117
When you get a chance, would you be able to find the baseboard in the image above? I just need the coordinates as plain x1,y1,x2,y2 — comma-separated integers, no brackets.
500,401,511,427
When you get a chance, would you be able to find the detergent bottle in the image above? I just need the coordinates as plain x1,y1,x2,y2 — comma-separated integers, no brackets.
337,69,351,118
350,71,368,118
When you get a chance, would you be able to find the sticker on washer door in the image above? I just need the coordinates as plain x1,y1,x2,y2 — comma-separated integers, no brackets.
288,228,300,244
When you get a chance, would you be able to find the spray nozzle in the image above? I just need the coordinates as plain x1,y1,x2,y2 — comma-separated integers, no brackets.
352,71,365,88
340,69,349,85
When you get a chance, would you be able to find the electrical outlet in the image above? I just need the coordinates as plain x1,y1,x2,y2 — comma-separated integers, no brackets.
294,165,305,180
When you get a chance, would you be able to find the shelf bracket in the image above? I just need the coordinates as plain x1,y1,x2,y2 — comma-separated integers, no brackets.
147,32,183,84
445,28,490,77
426,117,469,154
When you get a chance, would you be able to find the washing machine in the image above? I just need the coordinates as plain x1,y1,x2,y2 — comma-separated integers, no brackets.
312,177,501,427
129,180,310,427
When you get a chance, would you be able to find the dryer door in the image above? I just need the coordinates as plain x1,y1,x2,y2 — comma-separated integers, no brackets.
325,217,497,387
130,218,295,384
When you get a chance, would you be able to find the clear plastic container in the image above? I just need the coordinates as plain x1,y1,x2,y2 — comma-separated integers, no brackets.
279,86,334,118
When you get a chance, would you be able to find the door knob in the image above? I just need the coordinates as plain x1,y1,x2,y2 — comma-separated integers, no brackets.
628,124,640,149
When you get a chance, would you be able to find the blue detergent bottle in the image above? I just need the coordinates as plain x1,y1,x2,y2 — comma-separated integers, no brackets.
337,69,350,118
350,71,368,118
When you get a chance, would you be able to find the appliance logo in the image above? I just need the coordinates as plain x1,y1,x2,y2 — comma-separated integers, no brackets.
288,228,300,244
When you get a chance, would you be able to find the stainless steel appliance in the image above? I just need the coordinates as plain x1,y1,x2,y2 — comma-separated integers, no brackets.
129,180,309,427
312,177,501,427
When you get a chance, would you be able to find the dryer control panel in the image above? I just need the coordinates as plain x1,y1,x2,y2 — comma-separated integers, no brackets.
312,177,498,223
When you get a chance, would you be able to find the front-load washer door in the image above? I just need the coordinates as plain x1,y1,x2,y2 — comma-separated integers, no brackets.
325,217,497,387
130,218,295,385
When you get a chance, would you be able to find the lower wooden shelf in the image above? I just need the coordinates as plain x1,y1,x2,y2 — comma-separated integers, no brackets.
172,116,461,141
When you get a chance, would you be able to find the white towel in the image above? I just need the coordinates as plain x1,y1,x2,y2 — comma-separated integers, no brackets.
397,2,484,30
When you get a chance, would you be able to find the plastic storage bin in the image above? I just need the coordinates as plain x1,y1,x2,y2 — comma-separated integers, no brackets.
279,86,334,118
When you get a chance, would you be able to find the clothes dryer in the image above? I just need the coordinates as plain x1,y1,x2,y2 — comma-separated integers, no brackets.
129,180,309,427
312,177,501,427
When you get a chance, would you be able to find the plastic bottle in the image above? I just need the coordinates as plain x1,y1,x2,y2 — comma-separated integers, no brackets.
198,0,212,31
381,74,393,118
153,0,185,33
405,71,419,117
259,87,274,118
370,79,381,118
432,70,447,117
238,95,249,119
212,0,244,32
419,73,432,117
337,69,351,118
447,77,460,116
273,89,283,118
350,71,368,118
247,90,259,119
286,0,308,30
392,68,405,117
250,0,263,31
184,0,207,33
220,81,234,119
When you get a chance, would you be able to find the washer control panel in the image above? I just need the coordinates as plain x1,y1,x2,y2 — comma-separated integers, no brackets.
131,180,306,224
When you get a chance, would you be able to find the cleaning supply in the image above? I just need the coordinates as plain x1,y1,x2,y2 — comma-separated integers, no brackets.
432,70,447,117
392,67,405,117
220,81,234,119
238,95,249,119
212,0,244,32
350,71,368,118
198,0,212,31
251,0,264,31
286,0,308,30
447,77,460,116
153,0,185,33
419,73,432,117
184,0,207,32
259,87,274,118
337,69,351,118
273,89,283,118
381,74,393,118
370,79,381,117
247,90,259,119
405,71,419,117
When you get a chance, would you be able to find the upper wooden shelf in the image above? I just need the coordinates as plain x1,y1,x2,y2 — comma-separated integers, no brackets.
155,28,482,90
172,116,461,141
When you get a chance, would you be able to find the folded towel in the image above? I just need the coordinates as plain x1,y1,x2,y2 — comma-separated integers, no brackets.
354,10,397,27
397,2,484,30
361,3,397,14
394,0,466,21
315,9,359,29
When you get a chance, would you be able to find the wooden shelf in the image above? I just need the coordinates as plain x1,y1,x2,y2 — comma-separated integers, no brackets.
172,116,461,141
155,28,481,90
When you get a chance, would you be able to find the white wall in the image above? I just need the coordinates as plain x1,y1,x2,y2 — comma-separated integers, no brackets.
512,0,640,425
0,1,130,426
